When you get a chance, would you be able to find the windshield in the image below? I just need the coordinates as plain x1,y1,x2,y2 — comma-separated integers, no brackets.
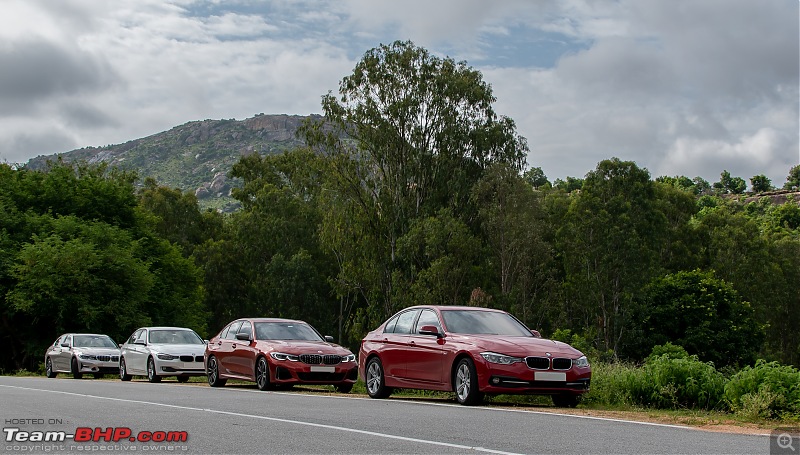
148,329,203,345
254,322,324,341
73,335,118,348
441,310,533,336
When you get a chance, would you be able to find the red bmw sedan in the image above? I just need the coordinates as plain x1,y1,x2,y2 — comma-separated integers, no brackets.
359,306,591,406
205,318,358,392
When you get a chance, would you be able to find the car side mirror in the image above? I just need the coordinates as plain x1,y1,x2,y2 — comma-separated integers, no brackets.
204,339,209,345
531,329,542,338
60,343,70,348
419,325,443,338
235,332,252,341
324,335,334,343
134,340,146,345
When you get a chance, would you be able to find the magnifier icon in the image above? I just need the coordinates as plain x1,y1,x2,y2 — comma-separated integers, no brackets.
777,433,795,452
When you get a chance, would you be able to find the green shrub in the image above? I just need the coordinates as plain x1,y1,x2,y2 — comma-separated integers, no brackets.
725,360,800,419
628,354,727,410
581,361,639,407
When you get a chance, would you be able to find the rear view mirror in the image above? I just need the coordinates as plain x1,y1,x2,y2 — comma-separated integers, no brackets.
531,329,542,338
324,335,335,343
235,332,252,341
60,343,70,348
419,325,443,338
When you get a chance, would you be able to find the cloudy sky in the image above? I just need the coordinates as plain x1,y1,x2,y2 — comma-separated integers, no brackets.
2,0,798,187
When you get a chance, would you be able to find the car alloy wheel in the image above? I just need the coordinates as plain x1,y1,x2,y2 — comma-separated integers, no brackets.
45,358,56,378
147,357,161,383
454,357,483,406
119,358,132,381
207,356,226,387
365,357,391,399
71,357,83,379
256,357,270,391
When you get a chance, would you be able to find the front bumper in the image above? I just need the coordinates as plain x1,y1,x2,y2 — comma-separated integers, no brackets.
477,361,591,395
273,363,358,385
156,357,206,376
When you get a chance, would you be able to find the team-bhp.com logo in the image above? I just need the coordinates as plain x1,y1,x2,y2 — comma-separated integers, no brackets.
4,427,188,443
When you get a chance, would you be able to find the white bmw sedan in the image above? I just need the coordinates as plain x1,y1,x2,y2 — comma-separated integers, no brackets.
45,333,121,379
119,327,206,383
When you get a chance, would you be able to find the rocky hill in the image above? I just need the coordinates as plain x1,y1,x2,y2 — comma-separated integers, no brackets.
26,114,317,211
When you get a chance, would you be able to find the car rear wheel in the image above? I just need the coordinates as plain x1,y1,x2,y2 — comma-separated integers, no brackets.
256,357,271,391
552,393,581,408
334,383,353,393
206,356,226,387
365,357,392,399
45,358,57,378
147,357,161,383
454,357,483,406
176,375,190,383
71,357,83,379
119,358,132,381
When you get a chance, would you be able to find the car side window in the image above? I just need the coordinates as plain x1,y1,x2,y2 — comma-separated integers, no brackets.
393,310,419,335
224,321,243,340
238,321,252,338
134,330,146,344
383,315,399,333
53,336,63,347
62,335,72,347
414,309,442,334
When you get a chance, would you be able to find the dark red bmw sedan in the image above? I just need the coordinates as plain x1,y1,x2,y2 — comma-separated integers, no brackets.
205,318,358,392
359,306,591,406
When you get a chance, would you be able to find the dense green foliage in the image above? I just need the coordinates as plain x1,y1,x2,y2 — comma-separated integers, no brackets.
1,41,799,387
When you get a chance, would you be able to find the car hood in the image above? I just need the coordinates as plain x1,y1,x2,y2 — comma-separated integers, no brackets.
258,340,351,355
73,347,121,355
449,334,583,358
147,343,206,355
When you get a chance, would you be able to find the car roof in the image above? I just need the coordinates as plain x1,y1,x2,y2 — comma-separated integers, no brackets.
61,333,113,337
236,318,308,324
138,327,197,331
405,305,504,312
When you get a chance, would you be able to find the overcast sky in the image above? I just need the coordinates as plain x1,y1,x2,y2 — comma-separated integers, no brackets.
2,0,798,187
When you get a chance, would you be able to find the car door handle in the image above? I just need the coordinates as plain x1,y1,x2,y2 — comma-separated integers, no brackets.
409,341,416,346
232,344,237,349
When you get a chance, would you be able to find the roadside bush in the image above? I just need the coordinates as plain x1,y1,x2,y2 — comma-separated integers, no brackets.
581,361,638,407
725,360,800,419
627,353,726,410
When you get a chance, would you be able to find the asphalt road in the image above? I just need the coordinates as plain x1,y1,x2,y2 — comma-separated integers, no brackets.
0,376,772,454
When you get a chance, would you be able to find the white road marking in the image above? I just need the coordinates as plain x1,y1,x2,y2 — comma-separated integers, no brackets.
0,384,521,454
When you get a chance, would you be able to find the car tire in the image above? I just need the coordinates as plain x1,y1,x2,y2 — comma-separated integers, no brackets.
71,357,83,379
206,356,226,387
176,375,190,383
365,357,392,399
119,358,132,381
334,383,353,394
45,358,57,378
256,356,271,391
552,394,581,408
454,357,483,406
147,357,161,383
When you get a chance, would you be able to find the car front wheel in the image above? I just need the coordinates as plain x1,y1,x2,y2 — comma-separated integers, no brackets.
256,357,271,391
71,358,83,380
206,356,226,387
119,358,132,381
454,357,483,406
147,357,161,383
365,357,392,399
45,358,57,378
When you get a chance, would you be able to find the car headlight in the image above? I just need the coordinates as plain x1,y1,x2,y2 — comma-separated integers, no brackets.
78,354,97,360
342,354,356,363
157,353,177,361
270,352,299,361
480,352,523,365
573,356,589,368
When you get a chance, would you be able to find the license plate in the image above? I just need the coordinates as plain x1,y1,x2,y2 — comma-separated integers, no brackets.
535,371,566,382
310,366,335,373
